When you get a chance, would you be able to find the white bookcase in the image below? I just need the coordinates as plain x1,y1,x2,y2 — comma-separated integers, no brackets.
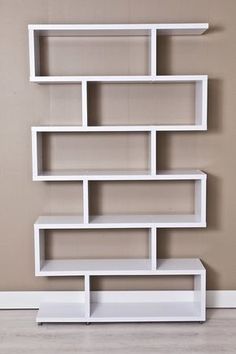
29,23,208,323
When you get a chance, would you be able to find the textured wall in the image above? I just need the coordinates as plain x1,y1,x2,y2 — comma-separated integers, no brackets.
0,0,236,291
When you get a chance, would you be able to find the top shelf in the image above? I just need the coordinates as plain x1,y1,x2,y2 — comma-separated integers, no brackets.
28,23,209,36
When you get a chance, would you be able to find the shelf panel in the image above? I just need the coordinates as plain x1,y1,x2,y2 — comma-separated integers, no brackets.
35,214,206,229
36,300,203,323
89,214,205,228
31,74,207,84
35,169,206,181
39,259,151,276
32,124,206,132
29,23,209,36
90,301,202,322
36,302,85,323
38,258,204,276
36,169,150,181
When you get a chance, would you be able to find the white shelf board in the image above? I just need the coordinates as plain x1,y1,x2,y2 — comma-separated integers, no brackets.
30,74,207,84
39,259,152,276
36,302,86,323
90,301,202,322
37,258,204,276
36,300,203,323
89,214,205,228
29,23,209,36
35,169,206,181
32,124,206,132
35,214,206,229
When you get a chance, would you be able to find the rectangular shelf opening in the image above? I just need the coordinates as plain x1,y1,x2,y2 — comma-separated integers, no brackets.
29,23,208,80
36,260,205,322
33,131,150,179
89,271,205,322
43,84,83,125
90,179,195,218
39,34,149,77
88,82,196,126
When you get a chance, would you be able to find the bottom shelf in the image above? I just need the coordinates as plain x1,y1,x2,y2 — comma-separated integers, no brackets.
37,300,204,323
37,302,85,323
90,301,202,322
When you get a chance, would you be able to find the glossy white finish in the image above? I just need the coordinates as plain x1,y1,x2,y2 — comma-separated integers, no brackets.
35,258,205,277
32,124,206,132
28,23,208,80
89,301,203,322
30,22,208,323
31,75,207,84
37,303,85,323
35,264,205,323
35,213,206,229
36,261,205,323
28,23,209,35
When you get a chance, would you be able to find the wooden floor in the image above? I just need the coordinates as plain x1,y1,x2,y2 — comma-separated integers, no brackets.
0,309,236,354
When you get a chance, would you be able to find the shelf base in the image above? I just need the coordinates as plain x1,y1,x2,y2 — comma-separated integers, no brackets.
36,300,204,323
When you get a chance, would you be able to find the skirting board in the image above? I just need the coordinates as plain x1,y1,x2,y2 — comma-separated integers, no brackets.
0,291,235,309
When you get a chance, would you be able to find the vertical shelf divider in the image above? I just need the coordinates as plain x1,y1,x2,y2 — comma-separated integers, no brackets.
195,177,207,226
82,80,88,127
34,226,45,275
195,78,208,129
84,275,91,321
150,28,157,76
150,130,157,175
194,271,206,320
32,131,42,180
150,227,157,270
83,179,89,224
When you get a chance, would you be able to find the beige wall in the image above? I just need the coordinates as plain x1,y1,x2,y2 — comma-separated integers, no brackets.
0,0,236,291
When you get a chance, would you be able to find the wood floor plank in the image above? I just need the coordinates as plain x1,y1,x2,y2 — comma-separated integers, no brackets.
0,309,236,354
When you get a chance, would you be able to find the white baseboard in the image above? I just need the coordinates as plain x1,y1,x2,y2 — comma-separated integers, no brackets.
0,291,236,309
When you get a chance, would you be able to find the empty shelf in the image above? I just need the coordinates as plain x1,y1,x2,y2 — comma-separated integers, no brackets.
37,258,204,276
39,259,152,276
35,214,205,229
90,301,202,322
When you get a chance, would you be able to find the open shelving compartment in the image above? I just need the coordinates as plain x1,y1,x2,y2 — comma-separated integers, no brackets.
30,22,208,323
28,23,209,81
37,261,206,323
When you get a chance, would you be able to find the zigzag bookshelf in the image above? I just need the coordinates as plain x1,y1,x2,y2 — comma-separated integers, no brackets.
29,23,208,323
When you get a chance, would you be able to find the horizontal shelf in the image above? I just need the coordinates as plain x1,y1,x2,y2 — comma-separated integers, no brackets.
35,214,206,229
32,124,206,132
90,214,205,228
37,258,205,276
34,169,206,181
90,301,202,322
36,301,203,323
30,74,207,84
29,23,209,36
